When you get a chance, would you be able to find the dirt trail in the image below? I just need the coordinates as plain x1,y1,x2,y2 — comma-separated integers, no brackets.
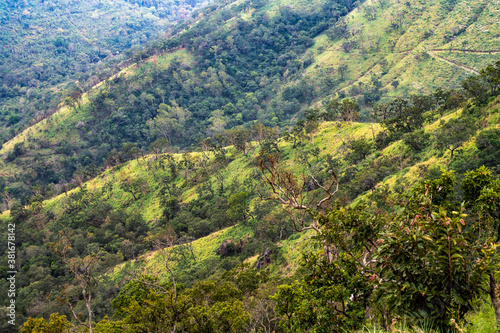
427,51,480,75
431,48,500,55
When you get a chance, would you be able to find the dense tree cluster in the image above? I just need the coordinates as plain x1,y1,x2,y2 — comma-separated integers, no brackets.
1,0,499,326
0,0,212,140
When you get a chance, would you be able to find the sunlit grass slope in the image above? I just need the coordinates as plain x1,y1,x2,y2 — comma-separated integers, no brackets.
304,0,500,99
5,94,499,283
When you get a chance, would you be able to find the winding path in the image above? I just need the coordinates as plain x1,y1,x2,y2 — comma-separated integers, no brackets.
430,48,500,54
427,51,480,75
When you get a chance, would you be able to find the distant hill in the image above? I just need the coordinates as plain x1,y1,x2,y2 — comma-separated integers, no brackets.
0,0,498,203
0,0,211,141
305,0,500,103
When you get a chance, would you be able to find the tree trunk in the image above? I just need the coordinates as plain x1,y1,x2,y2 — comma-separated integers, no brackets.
166,264,177,303
83,289,93,333
87,301,93,333
490,273,500,327
323,243,336,262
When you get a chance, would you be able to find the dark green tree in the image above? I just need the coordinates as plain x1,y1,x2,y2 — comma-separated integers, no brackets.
434,117,476,160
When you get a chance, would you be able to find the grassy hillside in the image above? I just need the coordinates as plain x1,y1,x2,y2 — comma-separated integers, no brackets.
1,0,500,328
304,0,500,100
0,0,210,143
3,84,499,328
1,0,497,206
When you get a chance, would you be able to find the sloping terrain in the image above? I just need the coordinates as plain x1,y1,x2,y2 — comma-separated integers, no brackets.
0,0,210,142
304,0,500,102
2,85,499,328
0,0,499,329
1,0,498,206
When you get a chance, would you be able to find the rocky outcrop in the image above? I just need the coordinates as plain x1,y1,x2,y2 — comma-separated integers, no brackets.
255,247,272,269
216,240,229,256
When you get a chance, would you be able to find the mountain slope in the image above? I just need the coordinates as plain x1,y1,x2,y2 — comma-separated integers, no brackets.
0,0,211,143
304,0,500,102
1,0,498,207
3,84,499,328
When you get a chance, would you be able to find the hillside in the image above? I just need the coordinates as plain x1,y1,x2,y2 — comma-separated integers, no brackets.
2,75,500,330
0,0,500,330
1,0,498,206
0,0,211,143
305,0,500,102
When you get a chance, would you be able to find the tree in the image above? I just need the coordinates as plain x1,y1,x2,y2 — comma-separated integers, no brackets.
301,201,382,332
50,232,102,333
148,137,169,157
402,129,430,153
209,300,251,332
462,75,489,104
257,147,339,263
119,177,148,201
475,129,500,170
284,121,306,149
337,63,348,81
227,192,251,224
480,60,500,96
21,313,72,333
462,166,500,324
323,98,359,125
381,98,419,134
434,117,476,160
121,142,140,161
147,101,190,143
324,98,341,121
371,102,389,122
63,89,83,112
303,108,320,144
340,98,359,126
147,228,179,302
208,109,227,137
224,126,251,154
346,137,373,164
375,170,500,328
271,282,304,330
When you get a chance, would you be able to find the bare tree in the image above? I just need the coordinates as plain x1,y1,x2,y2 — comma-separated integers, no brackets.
248,295,279,333
148,228,179,302
257,151,339,260
51,232,101,333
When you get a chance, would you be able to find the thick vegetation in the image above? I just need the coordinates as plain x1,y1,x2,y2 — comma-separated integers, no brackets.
0,60,498,331
0,0,210,143
0,0,500,330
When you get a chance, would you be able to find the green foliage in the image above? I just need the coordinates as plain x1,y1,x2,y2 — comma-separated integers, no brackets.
5,142,26,161
434,117,476,159
301,253,372,332
475,129,500,173
227,192,251,225
374,170,498,328
20,313,72,333
324,98,360,124
0,0,207,137
346,137,373,164
4,29,500,330
403,129,431,153
271,281,305,330
98,268,257,332
379,95,433,138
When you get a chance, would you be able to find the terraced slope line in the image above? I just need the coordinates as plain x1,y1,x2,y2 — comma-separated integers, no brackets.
427,51,480,74
430,49,500,54
305,0,499,98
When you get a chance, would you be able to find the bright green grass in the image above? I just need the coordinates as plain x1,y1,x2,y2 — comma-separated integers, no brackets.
306,0,499,101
